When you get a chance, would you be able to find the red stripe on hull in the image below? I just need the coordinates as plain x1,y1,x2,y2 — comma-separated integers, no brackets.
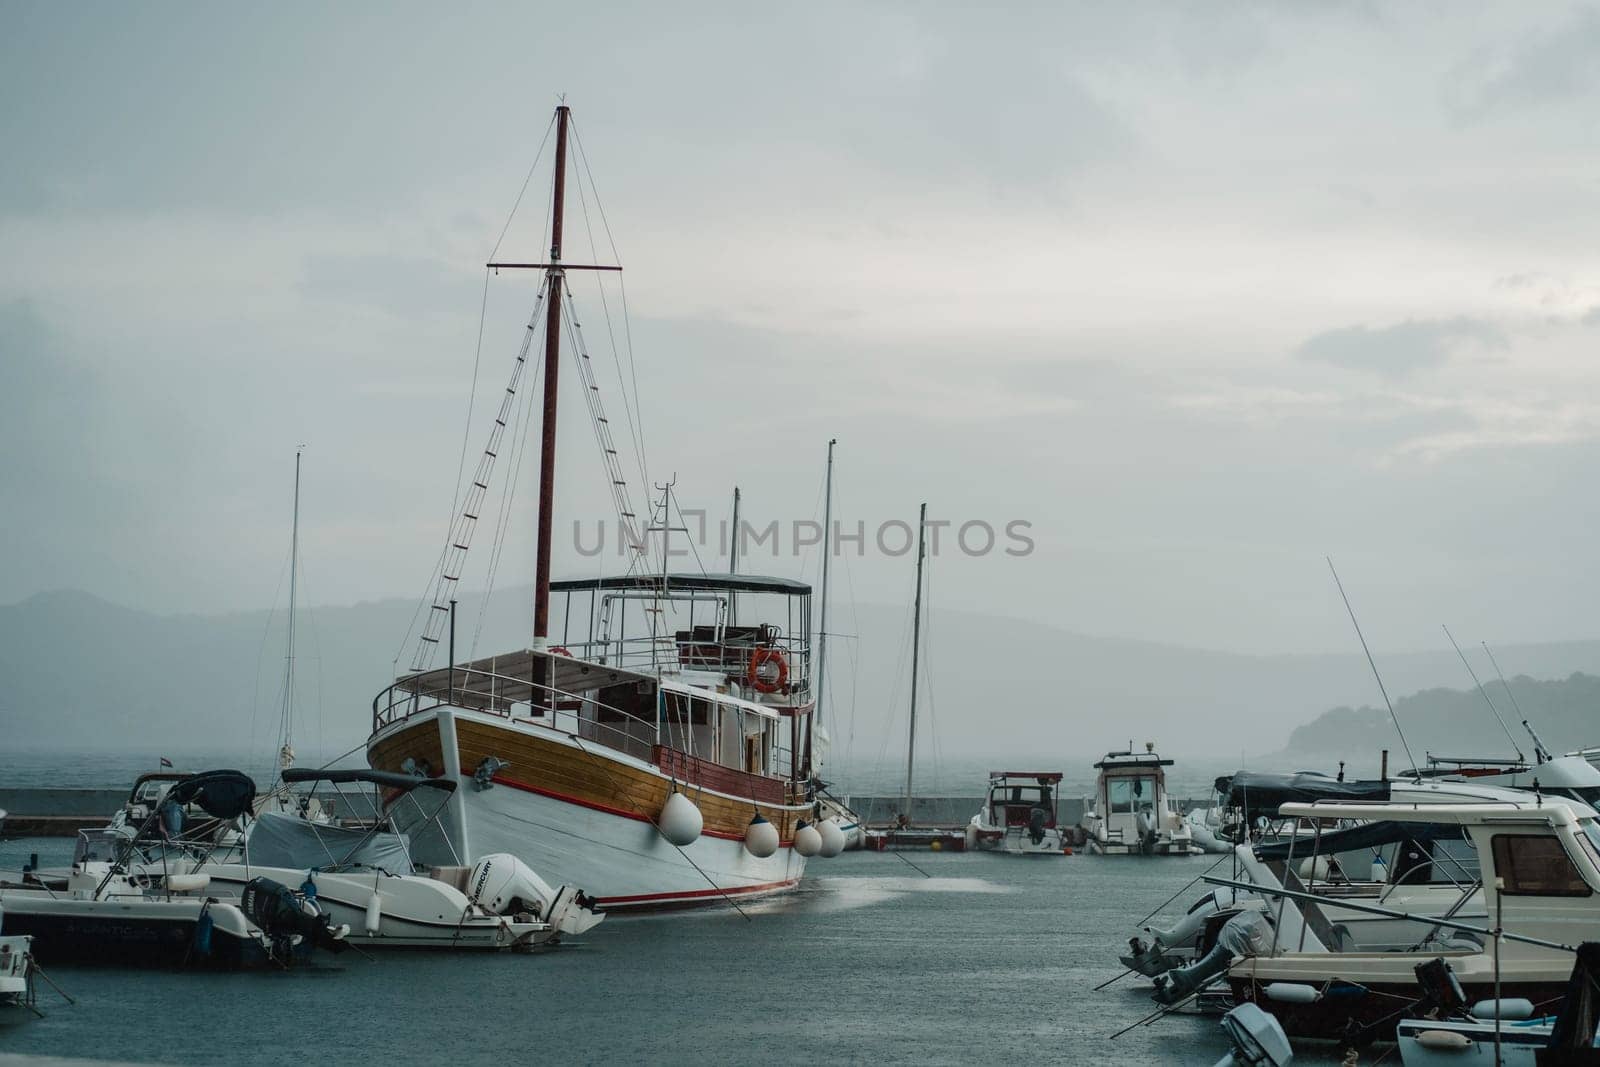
598,877,802,909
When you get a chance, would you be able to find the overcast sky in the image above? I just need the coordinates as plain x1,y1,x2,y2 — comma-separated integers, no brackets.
5,3,1600,658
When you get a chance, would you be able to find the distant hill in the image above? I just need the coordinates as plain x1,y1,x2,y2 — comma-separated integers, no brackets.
6,587,1600,784
1280,672,1600,768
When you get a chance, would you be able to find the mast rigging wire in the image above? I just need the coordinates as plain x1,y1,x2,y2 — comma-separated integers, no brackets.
396,114,557,666
570,117,651,502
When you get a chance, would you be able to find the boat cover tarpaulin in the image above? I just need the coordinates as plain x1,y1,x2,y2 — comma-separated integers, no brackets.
1218,772,1391,823
246,812,412,873
1254,819,1465,861
167,770,258,821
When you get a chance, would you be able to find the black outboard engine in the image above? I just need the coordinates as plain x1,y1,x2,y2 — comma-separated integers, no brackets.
1028,807,1048,845
241,877,349,960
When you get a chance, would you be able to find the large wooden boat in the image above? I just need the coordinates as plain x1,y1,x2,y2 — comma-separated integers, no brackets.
368,575,828,909
365,104,837,910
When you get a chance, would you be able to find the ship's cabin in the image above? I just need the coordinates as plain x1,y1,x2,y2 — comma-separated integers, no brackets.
548,573,812,706
986,772,1063,829
1094,749,1175,833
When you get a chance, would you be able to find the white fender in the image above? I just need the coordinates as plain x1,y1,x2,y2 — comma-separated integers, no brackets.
365,891,383,935
817,818,846,858
793,820,822,858
659,791,704,847
744,814,779,858
164,873,211,893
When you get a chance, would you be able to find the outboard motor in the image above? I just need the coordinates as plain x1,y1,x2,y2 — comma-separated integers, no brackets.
1135,810,1158,853
1028,807,1048,845
467,854,602,937
1213,1003,1293,1066
1154,910,1273,1005
241,877,350,959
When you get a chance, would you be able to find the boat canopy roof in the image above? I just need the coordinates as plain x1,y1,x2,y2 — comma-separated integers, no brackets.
1254,819,1466,861
990,771,1064,782
1219,771,1390,822
395,648,657,712
281,767,457,793
551,572,810,596
168,770,257,821
1095,752,1174,770
1280,799,1590,827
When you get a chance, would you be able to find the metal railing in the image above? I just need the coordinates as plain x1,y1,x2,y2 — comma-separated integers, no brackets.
371,664,798,783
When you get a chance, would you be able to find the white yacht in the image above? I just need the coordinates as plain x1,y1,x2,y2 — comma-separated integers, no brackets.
1083,744,1199,855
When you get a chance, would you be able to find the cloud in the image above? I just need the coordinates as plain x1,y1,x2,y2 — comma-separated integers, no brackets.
1444,9,1600,122
1297,317,1506,379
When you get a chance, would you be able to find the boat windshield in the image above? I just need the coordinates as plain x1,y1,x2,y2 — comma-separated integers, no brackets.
1577,819,1600,870
992,784,1052,807
1109,776,1158,815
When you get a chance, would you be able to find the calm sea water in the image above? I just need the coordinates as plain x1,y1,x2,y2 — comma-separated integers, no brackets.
0,837,1351,1067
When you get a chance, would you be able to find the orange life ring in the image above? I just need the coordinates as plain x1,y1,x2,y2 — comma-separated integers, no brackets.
549,645,572,657
747,647,788,694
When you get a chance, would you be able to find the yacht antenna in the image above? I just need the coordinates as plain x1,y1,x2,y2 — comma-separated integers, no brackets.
728,486,741,574
816,439,836,730
903,503,928,820
1443,625,1525,762
1482,642,1551,764
1327,557,1419,780
727,486,740,627
279,447,303,771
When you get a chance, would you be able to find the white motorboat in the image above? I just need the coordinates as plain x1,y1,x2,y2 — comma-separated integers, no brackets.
1083,744,1199,855
0,921,36,1026
966,772,1069,855
1394,945,1600,1066
1212,791,1600,1041
0,780,350,972
87,768,602,949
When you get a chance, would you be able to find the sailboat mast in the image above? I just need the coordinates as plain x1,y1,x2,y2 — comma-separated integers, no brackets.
903,502,927,819
532,103,570,655
281,447,302,768
727,486,741,628
816,439,836,728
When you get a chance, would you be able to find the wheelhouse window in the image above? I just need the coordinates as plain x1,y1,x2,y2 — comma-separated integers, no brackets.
1491,833,1593,897
1108,776,1157,815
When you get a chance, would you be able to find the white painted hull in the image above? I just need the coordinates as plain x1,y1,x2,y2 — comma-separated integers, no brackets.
140,864,551,950
974,828,1068,855
455,780,808,909
1397,1017,1549,1066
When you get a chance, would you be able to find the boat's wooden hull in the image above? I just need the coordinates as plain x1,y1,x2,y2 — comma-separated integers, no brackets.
368,709,815,910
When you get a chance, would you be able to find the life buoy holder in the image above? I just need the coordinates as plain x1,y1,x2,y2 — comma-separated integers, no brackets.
747,647,788,694
549,646,572,657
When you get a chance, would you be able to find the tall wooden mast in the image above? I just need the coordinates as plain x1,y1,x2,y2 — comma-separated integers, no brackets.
533,104,570,652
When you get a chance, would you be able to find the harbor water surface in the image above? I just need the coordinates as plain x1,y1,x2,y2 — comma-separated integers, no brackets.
0,836,1352,1066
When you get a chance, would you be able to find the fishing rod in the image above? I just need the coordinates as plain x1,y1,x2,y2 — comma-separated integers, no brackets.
1482,642,1552,765
1327,558,1420,781
1443,625,1525,762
